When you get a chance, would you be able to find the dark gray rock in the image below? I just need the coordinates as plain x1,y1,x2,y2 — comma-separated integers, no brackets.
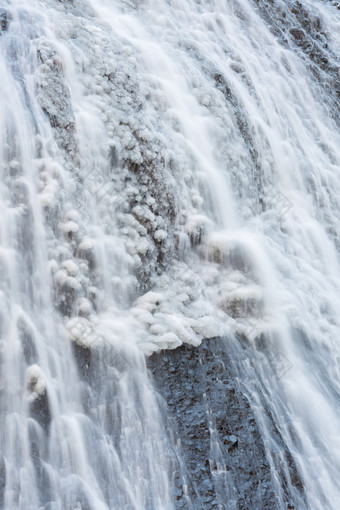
17,318,37,366
0,9,11,34
148,337,304,509
29,390,51,431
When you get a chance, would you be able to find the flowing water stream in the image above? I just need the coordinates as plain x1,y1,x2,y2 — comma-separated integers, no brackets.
0,0,340,508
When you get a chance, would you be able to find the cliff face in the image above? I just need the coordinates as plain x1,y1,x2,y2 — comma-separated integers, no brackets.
148,337,305,510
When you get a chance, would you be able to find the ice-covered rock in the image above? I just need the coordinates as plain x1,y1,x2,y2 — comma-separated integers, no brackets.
26,364,46,402
185,214,212,246
219,285,264,319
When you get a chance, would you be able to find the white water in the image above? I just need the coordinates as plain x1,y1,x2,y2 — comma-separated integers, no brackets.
1,0,340,508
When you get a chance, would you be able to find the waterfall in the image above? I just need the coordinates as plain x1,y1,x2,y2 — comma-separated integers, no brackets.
0,0,340,508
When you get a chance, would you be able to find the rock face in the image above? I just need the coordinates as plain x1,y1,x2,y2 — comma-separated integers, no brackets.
148,338,304,509
0,9,11,34
37,41,77,155
251,0,340,126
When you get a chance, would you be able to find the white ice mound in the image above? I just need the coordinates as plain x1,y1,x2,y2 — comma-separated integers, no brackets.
62,221,79,234
62,259,79,276
132,267,230,354
26,364,46,402
67,317,96,348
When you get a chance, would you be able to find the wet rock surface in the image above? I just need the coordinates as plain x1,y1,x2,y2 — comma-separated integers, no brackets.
251,0,340,125
0,10,11,34
37,41,77,155
148,338,303,509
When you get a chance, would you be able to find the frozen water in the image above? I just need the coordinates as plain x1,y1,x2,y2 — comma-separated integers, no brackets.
1,0,340,508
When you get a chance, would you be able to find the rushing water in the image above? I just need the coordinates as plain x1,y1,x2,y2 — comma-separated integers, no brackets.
0,0,340,508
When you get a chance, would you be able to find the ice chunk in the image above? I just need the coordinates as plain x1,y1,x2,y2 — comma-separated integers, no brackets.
48,259,58,274
66,209,80,222
193,316,222,339
78,238,94,251
64,276,81,291
154,229,167,242
67,317,94,348
26,364,46,401
78,298,92,316
136,291,163,311
40,193,54,208
62,260,78,276
62,221,79,234
54,269,67,286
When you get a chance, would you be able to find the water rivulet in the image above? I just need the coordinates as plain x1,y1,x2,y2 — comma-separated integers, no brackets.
0,0,340,508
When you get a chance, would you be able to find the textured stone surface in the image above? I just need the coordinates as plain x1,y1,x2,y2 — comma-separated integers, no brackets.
148,338,304,509
0,9,11,33
250,0,340,125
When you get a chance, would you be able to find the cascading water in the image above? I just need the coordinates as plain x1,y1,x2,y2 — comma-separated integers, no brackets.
0,0,340,508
